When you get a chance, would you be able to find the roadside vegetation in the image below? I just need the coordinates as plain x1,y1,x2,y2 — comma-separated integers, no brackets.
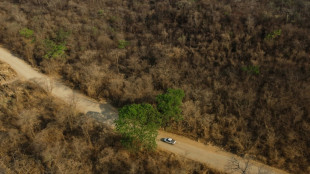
0,80,221,174
0,62,16,84
116,89,184,151
0,0,309,173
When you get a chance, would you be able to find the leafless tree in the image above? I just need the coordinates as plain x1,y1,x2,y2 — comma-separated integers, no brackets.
225,156,252,174
16,110,40,139
65,91,78,130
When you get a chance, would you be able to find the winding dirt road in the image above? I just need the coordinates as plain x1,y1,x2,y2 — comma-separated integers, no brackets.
0,47,289,174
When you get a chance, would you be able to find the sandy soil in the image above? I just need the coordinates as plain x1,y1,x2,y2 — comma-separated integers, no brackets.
0,47,289,174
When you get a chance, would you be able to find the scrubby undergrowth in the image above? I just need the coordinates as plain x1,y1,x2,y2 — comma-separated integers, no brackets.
0,61,16,83
0,81,220,174
0,0,309,173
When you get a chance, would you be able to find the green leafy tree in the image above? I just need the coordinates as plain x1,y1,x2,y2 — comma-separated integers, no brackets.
43,29,70,59
115,104,161,151
44,39,67,59
156,89,185,126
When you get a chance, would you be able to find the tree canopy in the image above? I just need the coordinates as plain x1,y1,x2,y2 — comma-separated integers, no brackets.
115,103,161,151
115,89,185,151
156,89,185,126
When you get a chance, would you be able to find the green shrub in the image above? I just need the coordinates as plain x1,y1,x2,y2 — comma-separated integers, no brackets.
265,29,282,40
241,65,260,75
43,29,70,59
44,39,67,59
19,28,34,38
97,9,104,15
118,39,130,49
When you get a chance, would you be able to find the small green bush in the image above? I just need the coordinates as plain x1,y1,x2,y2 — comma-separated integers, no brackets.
19,28,34,38
97,9,104,15
241,65,260,75
43,29,70,59
44,39,67,59
265,29,282,40
118,40,130,49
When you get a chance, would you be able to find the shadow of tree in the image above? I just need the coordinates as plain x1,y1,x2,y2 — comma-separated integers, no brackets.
85,103,118,127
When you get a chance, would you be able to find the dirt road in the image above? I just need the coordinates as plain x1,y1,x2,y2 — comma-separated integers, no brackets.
0,47,289,174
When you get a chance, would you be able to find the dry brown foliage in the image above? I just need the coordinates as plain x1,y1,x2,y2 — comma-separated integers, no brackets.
0,81,221,174
0,62,17,84
0,0,309,173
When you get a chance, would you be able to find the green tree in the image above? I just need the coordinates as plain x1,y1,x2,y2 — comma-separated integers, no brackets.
43,39,67,59
115,104,161,151
43,29,70,59
156,89,185,126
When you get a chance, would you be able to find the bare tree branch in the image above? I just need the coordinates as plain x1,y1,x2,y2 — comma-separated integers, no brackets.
225,156,252,174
